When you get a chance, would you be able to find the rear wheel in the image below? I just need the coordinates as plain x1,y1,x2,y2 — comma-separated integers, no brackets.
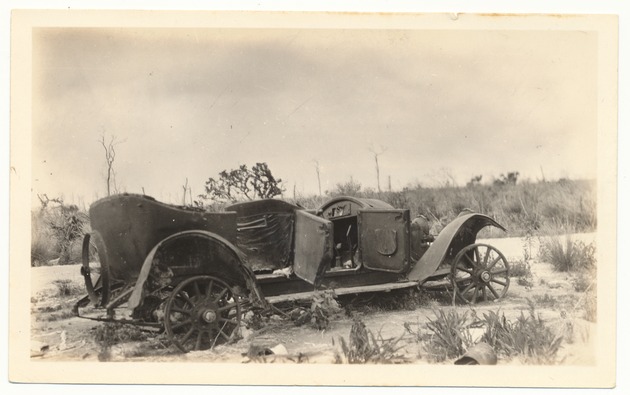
81,233,110,306
450,243,510,304
164,275,242,352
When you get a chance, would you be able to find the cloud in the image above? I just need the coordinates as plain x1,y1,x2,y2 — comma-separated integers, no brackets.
32,28,598,203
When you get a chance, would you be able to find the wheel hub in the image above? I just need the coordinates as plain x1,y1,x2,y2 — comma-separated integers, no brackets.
480,271,491,283
201,309,217,323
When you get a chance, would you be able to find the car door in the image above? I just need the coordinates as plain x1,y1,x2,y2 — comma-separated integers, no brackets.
358,209,410,273
293,210,334,286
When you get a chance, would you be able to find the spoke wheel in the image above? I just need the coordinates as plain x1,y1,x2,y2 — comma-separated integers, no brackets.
451,243,510,304
81,233,110,306
164,275,242,353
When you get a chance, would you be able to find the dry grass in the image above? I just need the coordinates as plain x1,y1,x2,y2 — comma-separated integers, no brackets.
401,305,567,364
477,302,564,364
93,323,150,361
334,319,408,364
538,235,596,272
422,309,475,362
53,279,84,297
35,309,76,322
288,178,596,238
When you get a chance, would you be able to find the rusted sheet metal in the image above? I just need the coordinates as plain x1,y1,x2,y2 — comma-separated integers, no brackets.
358,209,410,273
89,194,237,282
407,213,506,283
292,210,333,286
317,196,393,219
265,280,418,304
227,199,298,272
127,229,264,310
257,269,402,298
227,199,302,217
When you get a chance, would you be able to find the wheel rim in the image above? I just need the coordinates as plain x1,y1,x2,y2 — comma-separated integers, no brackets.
451,243,510,304
81,233,110,306
164,275,242,352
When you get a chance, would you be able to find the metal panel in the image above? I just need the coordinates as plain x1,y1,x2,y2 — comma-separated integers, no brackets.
233,212,295,271
293,210,334,286
89,194,237,282
407,213,507,283
317,196,393,219
358,210,410,273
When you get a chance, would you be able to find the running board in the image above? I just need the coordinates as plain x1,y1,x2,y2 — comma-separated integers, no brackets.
265,281,419,304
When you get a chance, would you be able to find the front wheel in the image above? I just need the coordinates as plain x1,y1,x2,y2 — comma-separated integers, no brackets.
450,243,510,304
164,275,242,352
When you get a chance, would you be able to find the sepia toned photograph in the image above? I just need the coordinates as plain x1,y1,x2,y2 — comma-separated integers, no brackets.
9,8,618,389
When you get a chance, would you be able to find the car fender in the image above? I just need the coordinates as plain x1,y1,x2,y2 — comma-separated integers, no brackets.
127,230,265,310
407,213,506,283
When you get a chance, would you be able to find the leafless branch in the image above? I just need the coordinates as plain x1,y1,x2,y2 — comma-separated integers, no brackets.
368,145,388,193
313,159,322,196
99,134,124,196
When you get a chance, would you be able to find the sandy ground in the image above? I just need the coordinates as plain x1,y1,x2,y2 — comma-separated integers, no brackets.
29,233,597,365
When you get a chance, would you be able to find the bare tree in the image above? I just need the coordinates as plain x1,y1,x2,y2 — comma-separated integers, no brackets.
368,145,388,193
99,134,123,196
313,159,322,196
180,178,194,206
181,178,188,205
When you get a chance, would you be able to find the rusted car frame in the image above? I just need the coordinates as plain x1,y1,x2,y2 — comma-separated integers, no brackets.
74,193,510,352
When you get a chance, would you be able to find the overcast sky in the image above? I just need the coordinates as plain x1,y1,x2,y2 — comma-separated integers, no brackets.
32,27,598,206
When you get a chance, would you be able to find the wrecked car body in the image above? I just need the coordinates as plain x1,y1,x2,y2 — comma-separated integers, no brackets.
75,193,510,352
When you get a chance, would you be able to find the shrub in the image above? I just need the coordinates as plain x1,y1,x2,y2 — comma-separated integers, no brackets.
572,274,597,322
510,261,532,278
199,162,285,203
517,276,534,289
35,309,76,322
571,273,595,293
511,260,534,289
532,293,558,308
94,323,148,345
287,194,327,211
478,302,564,364
31,196,89,266
476,310,514,356
509,251,534,289
334,319,407,364
539,236,596,272
328,177,362,197
423,309,474,362
31,227,57,266
94,323,148,361
509,306,564,364
53,279,83,297
343,288,429,314
403,319,424,344
291,291,342,330
583,291,597,322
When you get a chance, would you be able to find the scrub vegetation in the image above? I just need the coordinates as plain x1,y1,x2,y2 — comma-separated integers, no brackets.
31,171,596,266
292,176,596,238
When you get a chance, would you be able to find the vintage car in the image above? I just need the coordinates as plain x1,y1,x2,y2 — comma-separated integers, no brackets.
75,193,510,352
